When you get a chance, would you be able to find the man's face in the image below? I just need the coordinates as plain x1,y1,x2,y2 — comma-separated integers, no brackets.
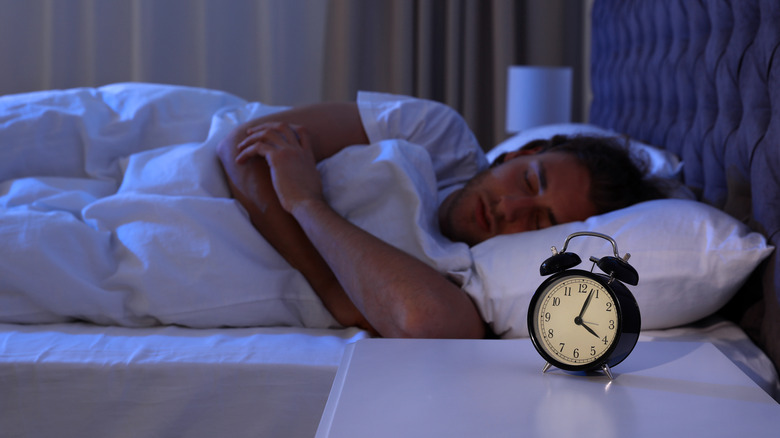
438,151,597,246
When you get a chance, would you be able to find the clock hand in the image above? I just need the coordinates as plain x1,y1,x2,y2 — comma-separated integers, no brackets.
580,321,600,339
574,290,600,338
578,289,594,319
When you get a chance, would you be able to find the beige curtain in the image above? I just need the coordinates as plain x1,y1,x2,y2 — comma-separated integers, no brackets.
0,0,585,150
320,0,586,149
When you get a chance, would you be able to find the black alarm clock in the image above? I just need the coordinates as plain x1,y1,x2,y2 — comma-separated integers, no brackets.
527,231,641,380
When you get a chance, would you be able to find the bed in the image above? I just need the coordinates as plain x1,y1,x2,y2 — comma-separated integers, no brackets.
1,0,778,437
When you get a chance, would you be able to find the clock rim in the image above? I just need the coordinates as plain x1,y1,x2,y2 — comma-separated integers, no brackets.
527,269,630,372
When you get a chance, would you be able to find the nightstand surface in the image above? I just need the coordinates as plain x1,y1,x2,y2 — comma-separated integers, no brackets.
316,339,780,438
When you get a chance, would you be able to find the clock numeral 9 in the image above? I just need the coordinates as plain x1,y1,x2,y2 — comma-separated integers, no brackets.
543,312,551,323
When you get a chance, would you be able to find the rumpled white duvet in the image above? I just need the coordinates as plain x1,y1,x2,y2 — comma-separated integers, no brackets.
0,83,473,328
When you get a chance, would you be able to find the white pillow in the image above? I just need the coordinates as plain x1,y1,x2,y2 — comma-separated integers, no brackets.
488,123,683,179
464,199,774,338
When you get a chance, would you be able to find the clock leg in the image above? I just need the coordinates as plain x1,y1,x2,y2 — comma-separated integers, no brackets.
601,363,614,380
542,362,552,374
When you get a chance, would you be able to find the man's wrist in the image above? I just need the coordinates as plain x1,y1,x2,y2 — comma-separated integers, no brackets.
289,197,331,222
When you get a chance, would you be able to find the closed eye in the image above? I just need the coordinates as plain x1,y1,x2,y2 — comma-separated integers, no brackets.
529,162,557,228
524,170,539,194
522,170,544,229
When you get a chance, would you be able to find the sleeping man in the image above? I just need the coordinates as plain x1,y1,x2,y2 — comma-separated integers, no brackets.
0,87,664,332
217,92,665,338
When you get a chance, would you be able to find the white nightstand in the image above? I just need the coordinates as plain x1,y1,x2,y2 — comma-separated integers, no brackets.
316,339,780,438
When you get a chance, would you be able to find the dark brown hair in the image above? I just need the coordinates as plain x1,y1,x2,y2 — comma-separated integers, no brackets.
491,135,667,215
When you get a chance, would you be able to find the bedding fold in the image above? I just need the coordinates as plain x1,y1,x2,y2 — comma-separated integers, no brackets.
0,83,474,329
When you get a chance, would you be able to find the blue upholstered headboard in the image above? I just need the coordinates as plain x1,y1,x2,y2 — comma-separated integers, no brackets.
589,0,779,370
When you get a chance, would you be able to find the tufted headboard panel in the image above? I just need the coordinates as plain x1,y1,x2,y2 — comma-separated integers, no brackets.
590,0,780,370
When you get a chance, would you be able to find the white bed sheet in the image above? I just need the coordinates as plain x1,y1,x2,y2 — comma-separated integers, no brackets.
0,83,478,331
0,323,369,438
1,317,777,438
641,317,780,401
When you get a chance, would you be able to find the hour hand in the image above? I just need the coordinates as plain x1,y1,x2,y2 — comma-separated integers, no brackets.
581,321,600,338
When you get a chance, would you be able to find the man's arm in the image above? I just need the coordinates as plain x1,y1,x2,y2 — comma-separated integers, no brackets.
240,123,486,339
216,102,375,332
291,198,486,338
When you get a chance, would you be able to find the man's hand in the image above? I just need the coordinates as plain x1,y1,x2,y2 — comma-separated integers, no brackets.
217,102,485,338
235,122,324,213
217,104,376,333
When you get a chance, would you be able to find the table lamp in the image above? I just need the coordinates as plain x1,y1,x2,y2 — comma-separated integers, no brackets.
505,66,573,133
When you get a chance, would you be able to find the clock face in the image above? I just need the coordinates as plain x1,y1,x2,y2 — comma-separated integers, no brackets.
530,274,619,369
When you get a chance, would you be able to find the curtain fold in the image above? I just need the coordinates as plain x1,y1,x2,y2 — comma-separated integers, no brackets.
320,0,584,149
0,0,584,150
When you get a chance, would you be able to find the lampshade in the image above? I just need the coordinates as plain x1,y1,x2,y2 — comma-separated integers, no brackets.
505,66,573,133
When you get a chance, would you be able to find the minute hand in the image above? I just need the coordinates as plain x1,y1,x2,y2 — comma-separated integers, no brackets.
578,290,594,318
575,290,600,338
